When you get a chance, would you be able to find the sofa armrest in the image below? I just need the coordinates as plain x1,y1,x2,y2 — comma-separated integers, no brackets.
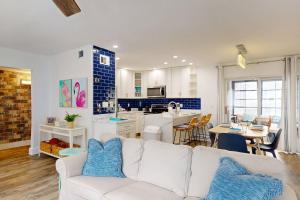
56,152,87,179
278,184,298,200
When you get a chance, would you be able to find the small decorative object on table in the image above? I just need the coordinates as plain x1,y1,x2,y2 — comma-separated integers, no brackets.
47,117,56,125
64,112,80,128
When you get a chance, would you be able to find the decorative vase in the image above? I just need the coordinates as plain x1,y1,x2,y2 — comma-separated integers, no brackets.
67,121,75,129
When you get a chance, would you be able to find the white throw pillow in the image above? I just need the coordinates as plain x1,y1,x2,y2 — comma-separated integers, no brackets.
138,140,192,197
188,146,285,198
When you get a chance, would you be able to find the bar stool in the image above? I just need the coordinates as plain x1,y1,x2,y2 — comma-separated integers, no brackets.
173,117,198,144
197,114,212,145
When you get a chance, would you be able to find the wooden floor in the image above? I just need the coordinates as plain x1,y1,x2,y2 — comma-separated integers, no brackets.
0,146,299,200
0,146,58,200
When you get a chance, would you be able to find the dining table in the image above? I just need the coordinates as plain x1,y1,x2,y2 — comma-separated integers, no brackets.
208,124,273,155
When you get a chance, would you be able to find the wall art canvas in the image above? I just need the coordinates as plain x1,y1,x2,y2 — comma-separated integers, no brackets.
72,78,88,108
59,79,72,107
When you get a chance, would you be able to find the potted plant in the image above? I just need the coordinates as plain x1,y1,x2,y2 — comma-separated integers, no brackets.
64,112,80,128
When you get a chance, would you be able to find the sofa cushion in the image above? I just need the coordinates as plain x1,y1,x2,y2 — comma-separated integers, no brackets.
138,140,192,197
65,176,135,200
103,182,183,200
188,146,285,199
121,138,144,180
82,138,125,177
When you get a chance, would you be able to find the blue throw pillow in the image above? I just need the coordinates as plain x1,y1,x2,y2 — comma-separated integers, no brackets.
205,157,283,200
82,138,125,178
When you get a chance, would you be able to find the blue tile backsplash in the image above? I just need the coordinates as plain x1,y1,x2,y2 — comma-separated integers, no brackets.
118,98,201,110
93,46,115,114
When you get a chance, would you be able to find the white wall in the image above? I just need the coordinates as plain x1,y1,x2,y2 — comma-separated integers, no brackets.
196,66,218,124
224,60,284,80
49,45,94,140
0,47,52,155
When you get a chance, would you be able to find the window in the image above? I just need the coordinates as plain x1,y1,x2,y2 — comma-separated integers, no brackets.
231,79,283,122
261,80,282,117
232,80,258,116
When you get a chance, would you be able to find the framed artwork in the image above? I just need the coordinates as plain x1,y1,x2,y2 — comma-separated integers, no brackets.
72,78,88,108
59,79,72,107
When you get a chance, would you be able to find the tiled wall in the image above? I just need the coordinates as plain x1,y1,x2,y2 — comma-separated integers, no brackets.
93,46,116,114
0,69,31,144
118,98,201,110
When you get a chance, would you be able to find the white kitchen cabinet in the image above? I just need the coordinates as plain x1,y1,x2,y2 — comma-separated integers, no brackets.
169,66,197,98
93,118,136,138
117,66,198,98
118,111,144,133
116,69,135,98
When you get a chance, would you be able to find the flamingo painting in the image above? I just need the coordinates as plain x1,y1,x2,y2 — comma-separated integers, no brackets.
59,79,72,107
72,78,87,108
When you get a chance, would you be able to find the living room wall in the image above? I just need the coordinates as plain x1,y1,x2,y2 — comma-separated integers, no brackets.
48,45,94,141
0,46,52,155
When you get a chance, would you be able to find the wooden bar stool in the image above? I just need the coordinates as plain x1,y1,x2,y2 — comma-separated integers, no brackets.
196,114,212,145
173,117,198,144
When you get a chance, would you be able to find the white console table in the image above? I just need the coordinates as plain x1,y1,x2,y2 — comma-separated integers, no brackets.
39,124,87,158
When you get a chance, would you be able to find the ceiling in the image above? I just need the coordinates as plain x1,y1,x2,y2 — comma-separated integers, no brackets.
0,0,300,69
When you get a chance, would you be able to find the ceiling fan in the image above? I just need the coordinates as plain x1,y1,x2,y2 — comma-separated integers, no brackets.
52,0,81,17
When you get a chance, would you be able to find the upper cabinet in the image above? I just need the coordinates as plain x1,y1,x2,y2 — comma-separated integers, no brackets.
116,66,198,98
116,69,134,98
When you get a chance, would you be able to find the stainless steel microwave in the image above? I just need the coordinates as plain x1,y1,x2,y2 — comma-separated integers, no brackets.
147,86,166,98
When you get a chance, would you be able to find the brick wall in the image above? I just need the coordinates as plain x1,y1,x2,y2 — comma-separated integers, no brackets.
0,69,31,144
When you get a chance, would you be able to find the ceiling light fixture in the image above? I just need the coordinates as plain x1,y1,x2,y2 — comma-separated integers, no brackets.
163,62,168,65
173,56,178,59
116,57,120,61
181,59,186,63
113,45,119,49
189,62,193,65
236,44,247,69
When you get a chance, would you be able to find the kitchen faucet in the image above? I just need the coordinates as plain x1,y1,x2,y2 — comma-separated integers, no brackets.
168,101,176,109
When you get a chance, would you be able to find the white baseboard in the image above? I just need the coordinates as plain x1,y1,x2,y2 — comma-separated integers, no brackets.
0,140,31,150
29,146,39,155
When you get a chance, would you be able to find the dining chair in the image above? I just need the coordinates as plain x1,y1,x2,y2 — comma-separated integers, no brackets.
173,117,198,144
195,115,207,142
206,122,215,147
218,133,249,154
258,129,282,158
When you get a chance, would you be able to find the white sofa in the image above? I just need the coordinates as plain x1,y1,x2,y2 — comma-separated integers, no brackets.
56,138,297,200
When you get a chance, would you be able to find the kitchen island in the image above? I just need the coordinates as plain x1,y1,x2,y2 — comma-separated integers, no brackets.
93,115,136,139
143,110,201,143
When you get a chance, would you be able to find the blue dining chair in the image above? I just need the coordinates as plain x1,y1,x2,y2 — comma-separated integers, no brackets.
259,129,282,158
218,133,249,154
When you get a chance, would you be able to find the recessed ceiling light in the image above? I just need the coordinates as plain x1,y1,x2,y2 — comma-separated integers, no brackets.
173,56,178,59
113,45,119,49
163,62,168,65
116,57,120,60
189,62,193,65
181,59,186,62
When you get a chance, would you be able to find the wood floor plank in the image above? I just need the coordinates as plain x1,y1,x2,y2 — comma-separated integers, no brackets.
0,146,58,200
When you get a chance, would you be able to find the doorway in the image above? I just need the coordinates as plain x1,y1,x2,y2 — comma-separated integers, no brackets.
0,66,31,150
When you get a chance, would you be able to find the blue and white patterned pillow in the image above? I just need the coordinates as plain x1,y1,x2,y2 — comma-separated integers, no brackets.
205,157,283,200
82,138,125,178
